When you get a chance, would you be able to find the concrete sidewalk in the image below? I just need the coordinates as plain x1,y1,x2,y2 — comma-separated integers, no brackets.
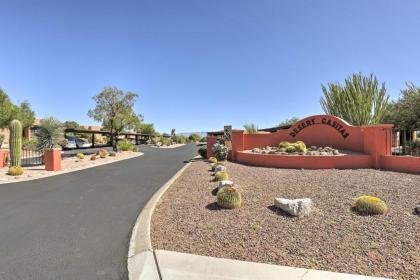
132,250,391,280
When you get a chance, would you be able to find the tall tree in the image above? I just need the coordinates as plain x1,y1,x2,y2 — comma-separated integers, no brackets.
88,87,141,151
383,83,420,129
278,117,299,127
63,121,80,129
137,123,155,135
320,73,389,125
0,88,35,128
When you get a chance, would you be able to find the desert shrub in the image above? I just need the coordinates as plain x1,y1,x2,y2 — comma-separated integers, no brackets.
217,187,241,209
244,123,258,134
109,151,117,157
90,155,97,160
354,196,388,215
8,166,24,176
198,145,207,158
23,138,38,150
176,135,187,144
215,170,229,181
212,143,228,161
208,157,217,164
188,133,201,142
118,139,134,151
36,117,65,152
77,153,85,159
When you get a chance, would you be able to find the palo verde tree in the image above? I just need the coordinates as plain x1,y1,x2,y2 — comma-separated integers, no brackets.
278,117,299,127
320,73,389,125
88,87,142,151
0,88,35,129
383,83,420,129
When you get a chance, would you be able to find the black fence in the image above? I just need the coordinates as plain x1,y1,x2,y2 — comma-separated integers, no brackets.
392,129,420,156
7,149,44,167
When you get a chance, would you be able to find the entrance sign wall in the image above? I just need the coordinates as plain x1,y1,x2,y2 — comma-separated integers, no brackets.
206,115,420,174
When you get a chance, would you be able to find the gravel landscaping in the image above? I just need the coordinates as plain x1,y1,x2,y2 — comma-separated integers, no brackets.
151,160,420,279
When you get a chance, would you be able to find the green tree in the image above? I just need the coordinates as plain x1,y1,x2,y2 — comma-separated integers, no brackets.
137,123,155,135
243,123,258,133
188,133,201,142
63,121,80,129
88,86,141,151
0,89,35,128
320,73,389,125
278,117,299,127
384,83,420,129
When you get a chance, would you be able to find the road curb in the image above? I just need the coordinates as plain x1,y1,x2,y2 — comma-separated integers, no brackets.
0,152,144,185
127,157,198,280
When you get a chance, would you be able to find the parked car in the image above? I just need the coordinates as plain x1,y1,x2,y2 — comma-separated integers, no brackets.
64,136,77,149
76,138,92,148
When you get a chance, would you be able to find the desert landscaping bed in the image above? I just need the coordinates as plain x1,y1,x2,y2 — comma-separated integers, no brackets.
0,150,142,184
151,160,420,279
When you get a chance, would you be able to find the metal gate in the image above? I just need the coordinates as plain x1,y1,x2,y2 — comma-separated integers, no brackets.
7,149,44,167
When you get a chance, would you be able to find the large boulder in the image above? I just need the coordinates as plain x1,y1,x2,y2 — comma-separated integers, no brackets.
274,198,313,217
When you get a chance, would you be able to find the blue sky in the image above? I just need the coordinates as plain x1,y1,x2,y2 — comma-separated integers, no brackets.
1,0,420,133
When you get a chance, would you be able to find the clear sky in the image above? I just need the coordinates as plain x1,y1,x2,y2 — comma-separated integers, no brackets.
1,0,420,133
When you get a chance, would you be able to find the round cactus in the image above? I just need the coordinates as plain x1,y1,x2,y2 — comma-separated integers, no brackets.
99,150,108,158
285,145,296,153
90,155,97,161
109,151,117,157
208,157,217,164
8,166,24,176
278,141,290,149
77,153,85,159
217,187,241,209
354,196,388,215
215,170,229,181
9,120,22,167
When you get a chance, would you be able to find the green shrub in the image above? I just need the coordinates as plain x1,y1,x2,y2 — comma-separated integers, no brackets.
354,196,388,215
8,166,24,176
215,170,229,181
118,139,134,151
208,157,217,164
212,143,228,161
217,187,241,209
198,145,207,158
77,153,85,159
23,138,38,150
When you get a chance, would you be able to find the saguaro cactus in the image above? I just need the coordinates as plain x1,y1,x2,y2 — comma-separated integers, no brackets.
9,119,22,167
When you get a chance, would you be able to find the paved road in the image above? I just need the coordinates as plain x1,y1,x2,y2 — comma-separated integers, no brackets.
0,144,198,280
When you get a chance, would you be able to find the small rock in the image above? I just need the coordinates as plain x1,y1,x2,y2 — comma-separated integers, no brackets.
415,205,420,215
333,149,340,155
310,146,317,150
214,165,226,172
320,152,328,156
268,150,276,154
274,198,313,217
218,180,234,189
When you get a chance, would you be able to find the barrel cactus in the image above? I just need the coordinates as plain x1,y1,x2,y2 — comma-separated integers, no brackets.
215,170,229,181
208,157,217,164
109,151,116,157
9,120,23,167
99,149,108,158
90,155,97,161
77,153,85,159
217,187,241,209
354,196,388,215
8,166,24,176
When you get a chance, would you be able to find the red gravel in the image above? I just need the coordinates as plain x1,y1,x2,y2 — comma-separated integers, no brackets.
151,160,420,279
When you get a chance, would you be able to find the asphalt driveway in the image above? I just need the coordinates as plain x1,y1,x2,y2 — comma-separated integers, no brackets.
0,144,198,280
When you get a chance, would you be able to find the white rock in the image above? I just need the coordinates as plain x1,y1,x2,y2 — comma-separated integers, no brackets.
214,165,226,172
274,198,313,217
218,180,234,189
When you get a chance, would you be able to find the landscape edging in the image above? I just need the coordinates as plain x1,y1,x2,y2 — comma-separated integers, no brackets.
0,152,144,185
127,157,198,280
